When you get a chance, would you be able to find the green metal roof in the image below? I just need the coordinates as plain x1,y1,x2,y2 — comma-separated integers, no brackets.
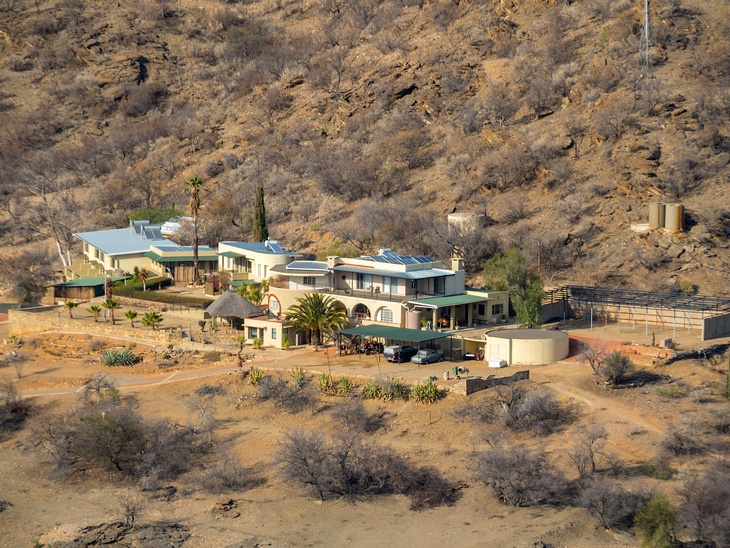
145,251,218,263
56,276,126,287
338,325,449,343
228,279,261,287
409,294,492,309
219,251,245,259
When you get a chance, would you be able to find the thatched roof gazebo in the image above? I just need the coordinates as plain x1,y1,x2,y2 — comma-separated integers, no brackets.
205,289,264,328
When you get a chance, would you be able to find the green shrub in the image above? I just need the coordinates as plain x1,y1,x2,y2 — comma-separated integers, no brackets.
638,460,674,480
411,380,440,404
381,377,409,401
318,372,333,394
655,384,684,399
361,379,382,400
282,334,291,350
634,494,677,547
253,337,263,349
337,376,354,395
249,367,265,386
290,367,307,391
102,348,136,366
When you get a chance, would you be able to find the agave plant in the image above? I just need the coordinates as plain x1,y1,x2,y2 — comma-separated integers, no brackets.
102,348,136,367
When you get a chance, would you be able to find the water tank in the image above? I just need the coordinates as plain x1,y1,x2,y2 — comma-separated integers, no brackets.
664,203,684,232
648,202,666,228
405,309,422,330
448,212,487,235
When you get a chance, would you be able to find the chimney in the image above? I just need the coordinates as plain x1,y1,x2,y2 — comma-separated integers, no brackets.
451,257,464,271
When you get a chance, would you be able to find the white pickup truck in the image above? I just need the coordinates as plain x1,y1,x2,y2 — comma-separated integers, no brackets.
410,349,445,365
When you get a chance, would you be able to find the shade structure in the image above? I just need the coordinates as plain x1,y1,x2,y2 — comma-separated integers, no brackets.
205,289,263,320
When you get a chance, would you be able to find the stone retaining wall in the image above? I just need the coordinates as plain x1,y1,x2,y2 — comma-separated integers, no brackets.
8,308,177,345
452,369,530,396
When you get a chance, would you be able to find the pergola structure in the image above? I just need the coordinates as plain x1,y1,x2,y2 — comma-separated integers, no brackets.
337,325,453,358
544,285,730,340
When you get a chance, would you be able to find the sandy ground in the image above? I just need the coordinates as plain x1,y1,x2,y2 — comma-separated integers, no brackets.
0,315,728,547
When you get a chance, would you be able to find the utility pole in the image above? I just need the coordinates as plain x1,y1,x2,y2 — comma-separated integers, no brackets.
639,0,651,78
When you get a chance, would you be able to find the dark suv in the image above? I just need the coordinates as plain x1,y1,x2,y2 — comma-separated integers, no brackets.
384,345,418,363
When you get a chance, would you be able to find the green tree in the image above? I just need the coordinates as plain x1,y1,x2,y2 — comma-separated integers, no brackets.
634,494,677,547
141,311,163,330
125,310,138,328
102,299,120,325
286,293,347,351
185,176,205,283
601,350,635,386
87,304,101,322
252,183,268,242
63,301,79,319
236,278,270,306
483,248,543,328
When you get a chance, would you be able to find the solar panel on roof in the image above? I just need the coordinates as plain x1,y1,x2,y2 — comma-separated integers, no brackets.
143,227,163,240
267,240,284,253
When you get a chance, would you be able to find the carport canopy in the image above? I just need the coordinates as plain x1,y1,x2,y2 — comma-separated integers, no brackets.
338,325,449,344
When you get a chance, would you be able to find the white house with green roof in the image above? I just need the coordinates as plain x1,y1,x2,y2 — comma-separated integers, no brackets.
218,240,301,282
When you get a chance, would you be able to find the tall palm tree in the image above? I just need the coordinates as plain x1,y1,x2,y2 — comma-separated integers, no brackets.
125,310,138,328
63,301,78,319
87,304,101,322
286,293,347,351
102,299,120,325
142,311,163,330
185,176,204,284
138,268,148,291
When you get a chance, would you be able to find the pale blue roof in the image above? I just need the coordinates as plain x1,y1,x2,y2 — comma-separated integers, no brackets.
220,240,300,257
74,225,171,257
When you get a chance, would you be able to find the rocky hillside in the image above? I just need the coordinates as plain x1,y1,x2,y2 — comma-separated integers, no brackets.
0,0,728,293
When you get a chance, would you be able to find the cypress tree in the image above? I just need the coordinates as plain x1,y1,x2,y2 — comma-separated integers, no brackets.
252,183,268,242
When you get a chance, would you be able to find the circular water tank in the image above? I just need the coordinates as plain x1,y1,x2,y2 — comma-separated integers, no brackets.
648,202,665,228
405,309,422,330
664,203,684,232
485,329,569,366
448,211,486,235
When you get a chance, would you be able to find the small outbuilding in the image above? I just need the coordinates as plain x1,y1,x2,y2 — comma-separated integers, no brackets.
485,328,569,366
205,289,264,328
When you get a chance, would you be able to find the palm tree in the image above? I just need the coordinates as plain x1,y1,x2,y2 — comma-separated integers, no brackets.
236,278,270,306
102,299,120,325
185,176,204,284
87,304,101,322
63,301,78,319
286,293,347,351
142,311,163,330
138,268,148,291
125,310,138,328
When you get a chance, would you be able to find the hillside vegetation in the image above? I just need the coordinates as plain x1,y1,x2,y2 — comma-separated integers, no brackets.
0,0,729,291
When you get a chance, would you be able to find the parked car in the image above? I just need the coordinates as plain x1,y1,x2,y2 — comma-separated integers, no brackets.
383,345,418,363
411,349,444,365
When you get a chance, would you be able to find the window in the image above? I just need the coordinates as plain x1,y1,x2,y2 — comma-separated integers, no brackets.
434,277,445,294
272,328,277,340
270,299,279,312
411,279,418,292
383,276,391,293
478,304,485,316
492,304,504,316
257,264,262,277
356,273,372,290
248,327,258,339
303,276,316,286
376,308,393,323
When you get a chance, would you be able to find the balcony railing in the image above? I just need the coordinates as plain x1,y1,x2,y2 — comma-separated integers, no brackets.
320,287,441,303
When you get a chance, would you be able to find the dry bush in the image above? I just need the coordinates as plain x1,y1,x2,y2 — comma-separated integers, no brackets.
329,397,387,433
662,420,703,457
568,424,609,478
600,351,634,386
257,373,319,414
277,430,458,510
198,448,260,494
577,476,650,529
474,442,565,506
678,460,730,544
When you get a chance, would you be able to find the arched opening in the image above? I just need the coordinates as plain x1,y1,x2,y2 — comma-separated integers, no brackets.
353,303,371,320
375,306,394,323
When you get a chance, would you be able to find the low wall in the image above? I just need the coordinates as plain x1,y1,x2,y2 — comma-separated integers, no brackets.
542,300,571,323
8,308,178,345
703,313,730,341
453,370,530,396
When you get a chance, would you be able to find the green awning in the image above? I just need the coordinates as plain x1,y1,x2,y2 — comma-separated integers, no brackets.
338,325,449,343
56,276,126,287
145,251,218,263
409,294,491,309
220,251,245,259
